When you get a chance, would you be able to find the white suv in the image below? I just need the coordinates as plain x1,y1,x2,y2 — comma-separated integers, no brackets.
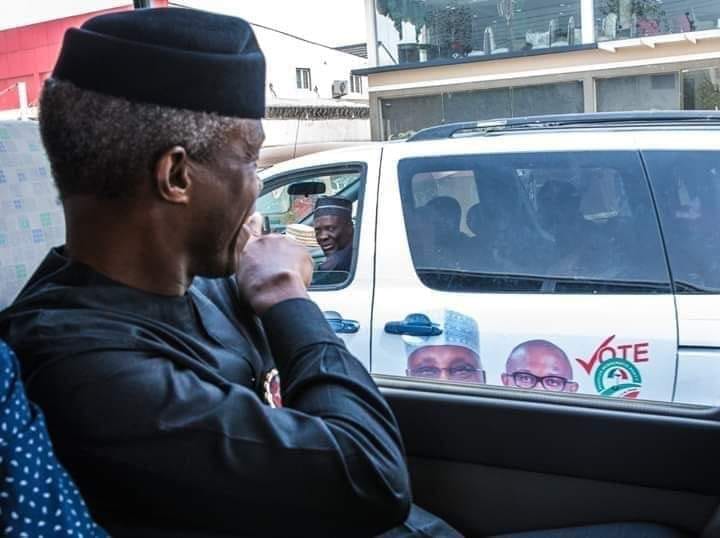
258,112,720,407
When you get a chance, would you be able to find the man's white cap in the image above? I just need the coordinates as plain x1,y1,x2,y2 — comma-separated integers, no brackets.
403,309,480,359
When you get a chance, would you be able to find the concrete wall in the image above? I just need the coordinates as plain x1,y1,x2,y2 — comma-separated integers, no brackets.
254,25,369,103
263,118,371,147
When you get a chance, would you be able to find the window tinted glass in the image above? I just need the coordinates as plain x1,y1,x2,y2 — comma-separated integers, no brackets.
644,150,720,293
596,74,679,112
683,67,720,111
381,81,583,140
258,167,363,288
399,152,670,293
382,95,443,140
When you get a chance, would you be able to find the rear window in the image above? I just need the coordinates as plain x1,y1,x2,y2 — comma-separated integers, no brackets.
399,151,671,294
644,151,720,293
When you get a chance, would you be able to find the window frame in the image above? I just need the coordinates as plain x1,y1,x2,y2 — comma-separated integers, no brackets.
259,162,368,292
295,67,312,90
350,74,363,94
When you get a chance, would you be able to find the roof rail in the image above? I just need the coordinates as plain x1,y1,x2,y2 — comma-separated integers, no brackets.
406,111,720,142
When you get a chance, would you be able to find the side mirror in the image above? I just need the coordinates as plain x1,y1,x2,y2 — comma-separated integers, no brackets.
288,181,326,196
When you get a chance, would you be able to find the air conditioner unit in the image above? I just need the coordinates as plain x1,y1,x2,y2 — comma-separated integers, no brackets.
332,80,348,98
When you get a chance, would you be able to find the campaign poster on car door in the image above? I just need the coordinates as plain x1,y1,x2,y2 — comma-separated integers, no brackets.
374,301,678,403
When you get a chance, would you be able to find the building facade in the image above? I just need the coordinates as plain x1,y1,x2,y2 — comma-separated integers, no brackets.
0,2,371,159
249,22,371,149
357,0,720,140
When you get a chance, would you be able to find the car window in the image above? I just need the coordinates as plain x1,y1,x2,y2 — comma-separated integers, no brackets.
398,151,671,293
257,165,365,288
643,150,720,293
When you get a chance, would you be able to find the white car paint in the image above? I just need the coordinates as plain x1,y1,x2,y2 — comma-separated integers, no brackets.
259,126,720,406
261,145,382,370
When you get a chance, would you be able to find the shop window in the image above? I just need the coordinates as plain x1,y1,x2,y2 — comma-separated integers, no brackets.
597,74,679,111
382,94,443,140
683,67,720,110
382,81,583,140
374,0,582,67
596,0,720,42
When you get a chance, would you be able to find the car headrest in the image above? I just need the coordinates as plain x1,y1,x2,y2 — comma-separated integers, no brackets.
466,203,483,235
0,121,65,310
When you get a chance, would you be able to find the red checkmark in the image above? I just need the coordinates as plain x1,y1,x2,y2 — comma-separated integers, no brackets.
576,335,616,375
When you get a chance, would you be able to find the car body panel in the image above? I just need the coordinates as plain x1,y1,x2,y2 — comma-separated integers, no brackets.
372,134,679,403
260,146,383,369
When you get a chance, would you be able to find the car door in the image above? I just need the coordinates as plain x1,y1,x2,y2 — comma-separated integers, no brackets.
257,147,380,368
372,132,678,403
367,131,720,537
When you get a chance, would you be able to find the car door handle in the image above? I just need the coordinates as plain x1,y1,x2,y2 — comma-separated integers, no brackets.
323,311,360,334
384,314,442,337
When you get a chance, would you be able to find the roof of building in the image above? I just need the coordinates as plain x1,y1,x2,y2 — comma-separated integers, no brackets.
334,43,368,59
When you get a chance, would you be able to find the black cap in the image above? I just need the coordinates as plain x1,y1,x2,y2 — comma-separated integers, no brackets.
315,196,352,218
52,8,266,118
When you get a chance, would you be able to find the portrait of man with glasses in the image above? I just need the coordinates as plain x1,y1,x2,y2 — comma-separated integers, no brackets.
501,339,579,393
404,310,486,384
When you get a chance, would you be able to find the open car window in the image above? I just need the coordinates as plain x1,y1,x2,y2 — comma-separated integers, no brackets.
257,165,365,288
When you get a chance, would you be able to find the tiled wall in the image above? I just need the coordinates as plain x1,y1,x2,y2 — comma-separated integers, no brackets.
0,120,64,308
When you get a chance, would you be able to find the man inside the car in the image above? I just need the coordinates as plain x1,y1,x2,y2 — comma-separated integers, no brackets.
405,310,485,384
425,196,472,258
537,180,601,275
501,339,579,393
0,8,461,537
313,195,354,272
467,173,539,274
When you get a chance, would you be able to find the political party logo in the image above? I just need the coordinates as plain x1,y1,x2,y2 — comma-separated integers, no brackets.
263,368,283,408
593,358,642,399
576,335,648,400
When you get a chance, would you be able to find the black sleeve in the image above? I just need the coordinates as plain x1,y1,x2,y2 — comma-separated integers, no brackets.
32,299,411,537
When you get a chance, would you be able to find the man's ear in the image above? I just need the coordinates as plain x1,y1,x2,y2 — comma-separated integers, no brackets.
501,373,511,386
154,146,192,204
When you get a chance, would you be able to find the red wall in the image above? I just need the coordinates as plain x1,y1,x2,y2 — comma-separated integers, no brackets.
0,2,169,111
